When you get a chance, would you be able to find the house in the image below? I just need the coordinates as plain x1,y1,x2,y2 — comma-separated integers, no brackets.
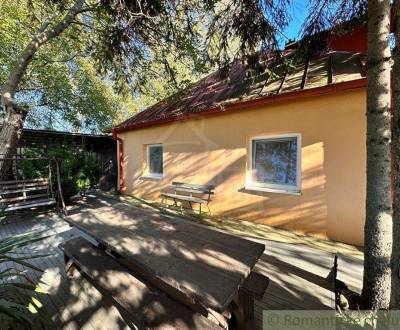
112,28,368,246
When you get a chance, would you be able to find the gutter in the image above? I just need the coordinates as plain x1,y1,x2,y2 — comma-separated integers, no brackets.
111,128,125,192
113,78,367,134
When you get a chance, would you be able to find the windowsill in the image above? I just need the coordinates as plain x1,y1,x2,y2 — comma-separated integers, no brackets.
141,174,164,180
242,185,301,196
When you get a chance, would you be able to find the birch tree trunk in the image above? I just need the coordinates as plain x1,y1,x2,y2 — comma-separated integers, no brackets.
391,0,400,310
0,0,85,179
361,0,393,310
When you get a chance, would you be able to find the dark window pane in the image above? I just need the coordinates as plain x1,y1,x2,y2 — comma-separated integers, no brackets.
252,137,297,186
149,145,163,175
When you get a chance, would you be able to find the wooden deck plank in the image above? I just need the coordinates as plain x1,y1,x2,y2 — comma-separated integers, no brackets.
4,221,60,326
0,216,125,329
14,220,73,326
66,197,265,312
7,218,99,329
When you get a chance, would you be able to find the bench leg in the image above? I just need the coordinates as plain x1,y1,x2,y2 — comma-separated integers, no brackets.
161,197,168,212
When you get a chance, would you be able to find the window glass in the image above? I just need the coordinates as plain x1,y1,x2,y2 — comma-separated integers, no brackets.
252,137,298,188
148,145,163,175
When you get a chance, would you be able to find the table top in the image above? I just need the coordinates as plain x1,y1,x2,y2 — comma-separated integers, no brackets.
66,196,265,312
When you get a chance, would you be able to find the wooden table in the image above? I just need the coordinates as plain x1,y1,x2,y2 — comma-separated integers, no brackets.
65,196,265,316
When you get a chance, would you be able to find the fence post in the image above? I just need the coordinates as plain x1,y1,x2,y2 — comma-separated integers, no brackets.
55,158,68,216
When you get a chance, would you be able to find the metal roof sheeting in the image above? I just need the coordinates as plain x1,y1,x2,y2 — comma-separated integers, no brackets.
114,51,366,132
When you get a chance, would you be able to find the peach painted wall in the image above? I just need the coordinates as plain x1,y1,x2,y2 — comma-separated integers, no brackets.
118,88,366,246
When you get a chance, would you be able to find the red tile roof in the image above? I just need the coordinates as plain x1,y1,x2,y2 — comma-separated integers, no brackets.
113,51,366,133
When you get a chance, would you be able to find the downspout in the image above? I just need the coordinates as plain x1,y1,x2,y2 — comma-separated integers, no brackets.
111,128,125,193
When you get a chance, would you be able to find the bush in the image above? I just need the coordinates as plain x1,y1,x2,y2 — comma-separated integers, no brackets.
17,145,102,202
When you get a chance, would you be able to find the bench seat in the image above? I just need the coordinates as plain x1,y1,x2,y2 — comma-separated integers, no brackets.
172,187,212,195
161,193,207,204
60,237,222,330
4,198,56,212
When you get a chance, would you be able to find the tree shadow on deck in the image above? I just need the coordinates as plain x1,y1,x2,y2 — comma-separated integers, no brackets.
65,198,340,329
66,196,264,310
2,197,253,329
113,192,363,260
0,194,363,329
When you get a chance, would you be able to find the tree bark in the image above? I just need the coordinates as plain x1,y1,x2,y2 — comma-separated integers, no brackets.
0,0,85,177
0,105,26,179
391,0,400,309
361,0,393,310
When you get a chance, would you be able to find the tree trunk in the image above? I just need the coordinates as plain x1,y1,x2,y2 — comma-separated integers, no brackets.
361,0,392,310
391,0,400,309
0,0,85,176
0,104,26,179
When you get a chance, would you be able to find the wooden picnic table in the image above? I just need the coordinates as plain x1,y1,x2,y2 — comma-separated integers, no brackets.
65,196,265,316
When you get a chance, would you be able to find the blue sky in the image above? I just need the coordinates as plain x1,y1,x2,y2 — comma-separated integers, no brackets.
282,0,309,43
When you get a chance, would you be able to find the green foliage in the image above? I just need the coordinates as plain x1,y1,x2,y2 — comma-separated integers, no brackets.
17,145,102,201
55,147,101,199
301,0,367,54
0,0,136,132
0,0,292,132
0,230,51,329
303,0,366,35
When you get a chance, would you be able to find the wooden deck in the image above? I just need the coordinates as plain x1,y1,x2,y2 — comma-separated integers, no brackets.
0,194,363,329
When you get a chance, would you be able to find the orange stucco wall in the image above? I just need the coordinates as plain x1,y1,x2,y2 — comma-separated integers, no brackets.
118,88,366,246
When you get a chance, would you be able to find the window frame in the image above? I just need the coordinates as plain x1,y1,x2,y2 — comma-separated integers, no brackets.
146,143,164,179
246,133,301,194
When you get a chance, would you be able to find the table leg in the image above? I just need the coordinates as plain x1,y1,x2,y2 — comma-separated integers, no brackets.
64,255,78,279
232,290,255,330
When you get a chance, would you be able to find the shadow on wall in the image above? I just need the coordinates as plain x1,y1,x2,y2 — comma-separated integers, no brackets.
207,142,327,237
121,139,331,240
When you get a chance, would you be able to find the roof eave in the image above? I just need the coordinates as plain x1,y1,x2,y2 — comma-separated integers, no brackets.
113,78,366,134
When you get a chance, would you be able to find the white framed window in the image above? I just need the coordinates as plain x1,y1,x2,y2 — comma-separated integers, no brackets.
146,144,163,178
246,133,301,194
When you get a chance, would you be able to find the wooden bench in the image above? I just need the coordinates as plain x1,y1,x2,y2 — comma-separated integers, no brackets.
0,178,56,212
60,237,223,330
161,182,215,214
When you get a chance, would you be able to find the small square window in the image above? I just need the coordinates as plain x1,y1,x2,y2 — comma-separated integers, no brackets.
246,134,301,193
147,144,163,177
